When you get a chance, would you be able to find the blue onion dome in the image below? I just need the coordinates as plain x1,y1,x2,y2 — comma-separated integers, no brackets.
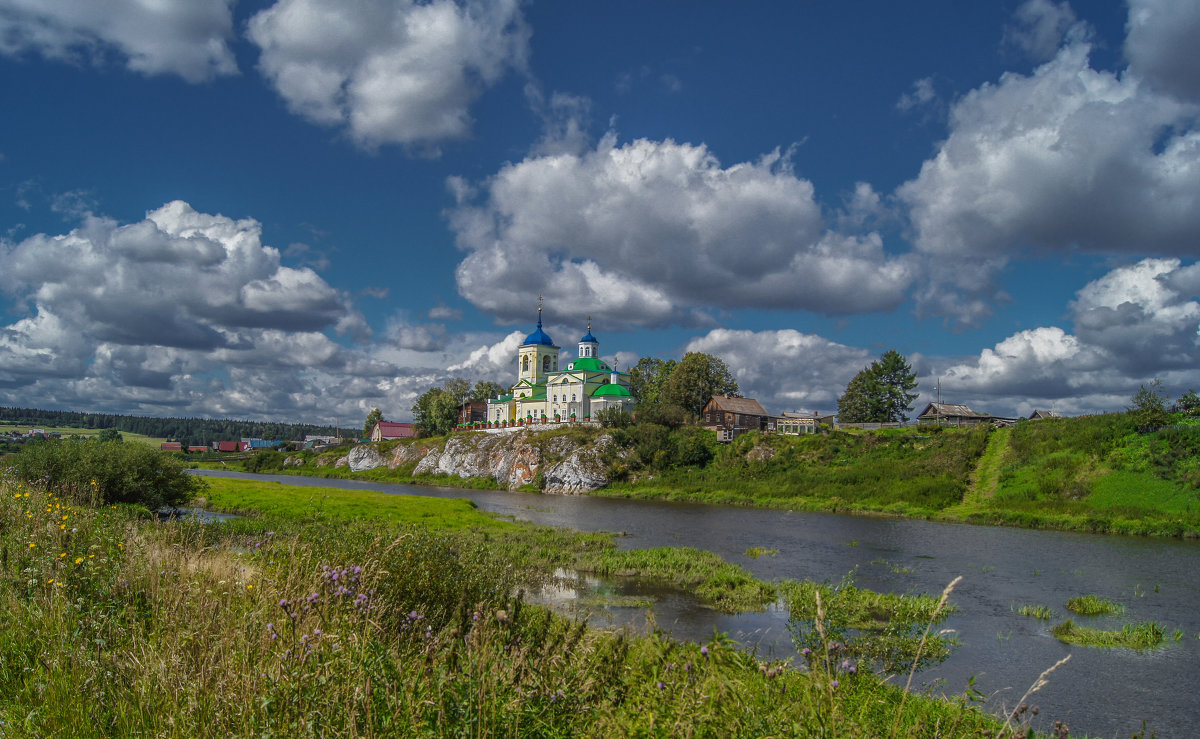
523,310,554,346
580,329,597,343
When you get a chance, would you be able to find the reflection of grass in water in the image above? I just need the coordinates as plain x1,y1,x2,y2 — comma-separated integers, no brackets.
1051,619,1165,649
1066,594,1124,616
575,547,776,613
1013,603,1053,620
744,546,777,559
869,557,912,574
576,594,656,609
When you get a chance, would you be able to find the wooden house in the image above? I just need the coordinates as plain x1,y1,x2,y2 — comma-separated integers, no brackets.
703,395,769,441
1028,410,1061,420
458,401,488,425
916,402,991,426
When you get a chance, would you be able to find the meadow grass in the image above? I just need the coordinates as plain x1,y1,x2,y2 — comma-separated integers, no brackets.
201,477,511,532
1066,594,1124,616
0,423,168,446
0,472,1012,737
1051,619,1166,649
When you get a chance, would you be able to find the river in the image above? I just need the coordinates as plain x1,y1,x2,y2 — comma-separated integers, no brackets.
194,470,1200,737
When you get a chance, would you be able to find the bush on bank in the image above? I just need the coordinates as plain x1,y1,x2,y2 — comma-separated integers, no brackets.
8,438,203,509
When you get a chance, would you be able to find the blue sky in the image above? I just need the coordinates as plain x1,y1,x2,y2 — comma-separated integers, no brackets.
1,0,1198,424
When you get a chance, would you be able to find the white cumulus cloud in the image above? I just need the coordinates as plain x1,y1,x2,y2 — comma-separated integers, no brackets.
680,328,875,414
0,0,237,82
898,34,1200,325
449,133,915,328
247,0,529,150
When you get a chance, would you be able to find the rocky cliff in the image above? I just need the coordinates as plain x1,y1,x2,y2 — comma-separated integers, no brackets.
319,429,616,493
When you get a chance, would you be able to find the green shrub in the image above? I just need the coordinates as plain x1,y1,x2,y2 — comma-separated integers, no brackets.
10,438,204,509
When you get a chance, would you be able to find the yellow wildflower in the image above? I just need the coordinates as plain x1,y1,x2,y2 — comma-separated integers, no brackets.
59,552,66,558
75,557,83,564
28,543,35,549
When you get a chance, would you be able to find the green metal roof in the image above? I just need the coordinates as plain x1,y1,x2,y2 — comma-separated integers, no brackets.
565,357,612,372
591,383,633,397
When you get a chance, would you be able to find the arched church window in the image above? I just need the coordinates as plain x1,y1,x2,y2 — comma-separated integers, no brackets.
543,356,550,372
522,356,529,372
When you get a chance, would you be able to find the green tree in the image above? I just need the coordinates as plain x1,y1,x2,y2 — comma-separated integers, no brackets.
471,380,506,401
442,377,472,404
412,387,459,437
1178,389,1200,416
661,352,739,418
837,350,919,423
96,428,123,443
362,408,384,438
595,406,633,429
837,368,881,423
1129,379,1169,428
629,357,677,406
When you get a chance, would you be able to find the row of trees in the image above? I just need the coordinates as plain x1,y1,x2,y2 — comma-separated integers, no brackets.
0,406,337,446
628,353,738,424
409,378,506,438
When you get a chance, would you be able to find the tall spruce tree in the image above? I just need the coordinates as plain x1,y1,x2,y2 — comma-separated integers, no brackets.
837,350,919,423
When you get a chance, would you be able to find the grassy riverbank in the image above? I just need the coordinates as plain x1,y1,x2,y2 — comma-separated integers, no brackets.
599,414,1200,538
0,472,1017,737
210,411,1200,540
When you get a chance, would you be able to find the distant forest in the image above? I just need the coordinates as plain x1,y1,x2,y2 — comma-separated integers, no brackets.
0,406,340,447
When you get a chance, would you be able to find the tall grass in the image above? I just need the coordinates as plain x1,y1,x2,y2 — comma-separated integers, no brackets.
0,472,1014,736
1066,594,1124,616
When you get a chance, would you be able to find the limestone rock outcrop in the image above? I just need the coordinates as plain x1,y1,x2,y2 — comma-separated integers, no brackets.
347,445,385,472
332,429,616,493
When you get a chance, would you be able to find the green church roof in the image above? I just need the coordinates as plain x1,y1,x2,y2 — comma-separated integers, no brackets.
592,383,633,397
565,357,612,372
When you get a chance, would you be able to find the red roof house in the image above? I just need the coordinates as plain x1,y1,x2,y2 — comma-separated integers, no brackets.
160,442,182,451
370,421,416,441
